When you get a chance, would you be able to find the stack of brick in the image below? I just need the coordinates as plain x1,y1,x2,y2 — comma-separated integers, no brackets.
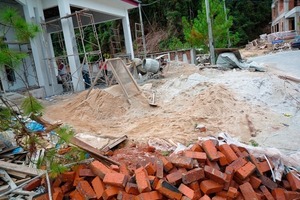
29,139,300,200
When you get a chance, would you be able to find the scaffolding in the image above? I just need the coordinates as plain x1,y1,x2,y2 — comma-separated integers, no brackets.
41,9,104,93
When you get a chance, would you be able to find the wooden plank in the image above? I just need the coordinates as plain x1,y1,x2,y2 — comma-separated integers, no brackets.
0,161,45,176
6,170,27,179
69,137,119,166
102,135,128,152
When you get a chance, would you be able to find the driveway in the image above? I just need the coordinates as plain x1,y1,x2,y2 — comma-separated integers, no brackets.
249,50,300,78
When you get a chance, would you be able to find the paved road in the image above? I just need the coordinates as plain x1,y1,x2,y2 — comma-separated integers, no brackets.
249,50,300,78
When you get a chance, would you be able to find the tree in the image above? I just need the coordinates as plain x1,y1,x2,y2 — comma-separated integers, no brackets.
183,0,240,51
227,0,272,45
0,7,40,68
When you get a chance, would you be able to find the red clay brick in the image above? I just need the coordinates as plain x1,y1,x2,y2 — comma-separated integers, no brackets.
283,180,292,190
169,154,194,169
235,162,256,180
200,194,211,200
190,143,204,152
155,159,164,179
103,172,128,188
137,191,163,200
227,157,247,172
188,181,202,200
156,179,182,200
69,190,85,200
286,171,300,191
135,167,151,193
23,178,42,191
284,190,300,200
76,180,97,199
61,181,73,193
53,176,62,188
159,156,174,172
206,159,221,171
178,183,195,199
182,168,205,185
102,186,119,200
204,165,227,184
184,151,207,162
239,182,258,200
259,175,278,190
181,196,192,200
166,169,183,185
125,182,139,195
90,160,113,179
216,191,227,198
229,144,243,157
227,187,238,198
257,160,273,173
79,168,95,177
249,155,264,175
73,165,85,187
202,140,219,161
200,180,223,195
52,189,63,200
219,144,238,163
33,193,50,200
110,164,120,172
272,188,286,200
117,191,136,200
211,196,226,200
145,162,156,176
149,175,160,189
217,151,229,166
119,163,131,176
61,171,75,182
249,175,262,189
91,176,105,199
260,185,275,200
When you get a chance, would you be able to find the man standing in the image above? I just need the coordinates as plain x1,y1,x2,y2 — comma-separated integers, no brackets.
82,62,91,89
57,59,69,92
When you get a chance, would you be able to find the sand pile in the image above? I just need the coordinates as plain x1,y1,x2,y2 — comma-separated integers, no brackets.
45,88,129,123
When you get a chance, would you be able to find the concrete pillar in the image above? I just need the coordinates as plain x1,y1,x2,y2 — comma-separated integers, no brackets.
122,10,134,59
295,15,300,34
57,0,84,91
22,0,59,96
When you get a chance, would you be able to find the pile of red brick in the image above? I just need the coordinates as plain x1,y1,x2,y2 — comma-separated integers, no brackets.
28,140,300,199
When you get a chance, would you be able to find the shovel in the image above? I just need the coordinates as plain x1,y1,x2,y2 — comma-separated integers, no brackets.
149,91,157,107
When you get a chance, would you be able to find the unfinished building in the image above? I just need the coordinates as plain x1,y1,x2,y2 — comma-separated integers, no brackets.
0,0,138,97
271,0,300,34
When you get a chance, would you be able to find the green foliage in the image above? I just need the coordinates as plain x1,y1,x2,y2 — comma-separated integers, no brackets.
159,36,190,51
183,0,240,51
249,139,259,147
227,0,272,45
49,161,68,178
0,106,12,131
0,7,40,68
55,125,75,144
21,95,44,115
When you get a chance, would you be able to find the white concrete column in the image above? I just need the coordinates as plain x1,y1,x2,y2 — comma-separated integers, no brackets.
122,9,134,59
295,16,300,34
22,0,57,96
57,0,84,91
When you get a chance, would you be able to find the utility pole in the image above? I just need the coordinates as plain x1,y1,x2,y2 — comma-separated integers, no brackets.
138,1,147,58
205,0,215,64
223,0,231,48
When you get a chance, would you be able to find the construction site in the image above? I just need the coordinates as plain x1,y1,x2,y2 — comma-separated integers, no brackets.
1,0,300,199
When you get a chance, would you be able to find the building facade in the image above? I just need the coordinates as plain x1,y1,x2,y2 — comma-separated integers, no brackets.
0,0,138,97
271,0,300,34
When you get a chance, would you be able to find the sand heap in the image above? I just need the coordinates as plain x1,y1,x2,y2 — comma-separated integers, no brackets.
46,88,129,122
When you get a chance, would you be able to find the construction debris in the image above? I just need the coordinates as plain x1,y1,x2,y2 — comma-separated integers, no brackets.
0,137,298,199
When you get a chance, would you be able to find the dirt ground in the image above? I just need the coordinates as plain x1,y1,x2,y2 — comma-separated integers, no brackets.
42,57,300,155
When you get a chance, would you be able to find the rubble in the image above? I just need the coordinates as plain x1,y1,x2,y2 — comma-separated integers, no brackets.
0,136,298,199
